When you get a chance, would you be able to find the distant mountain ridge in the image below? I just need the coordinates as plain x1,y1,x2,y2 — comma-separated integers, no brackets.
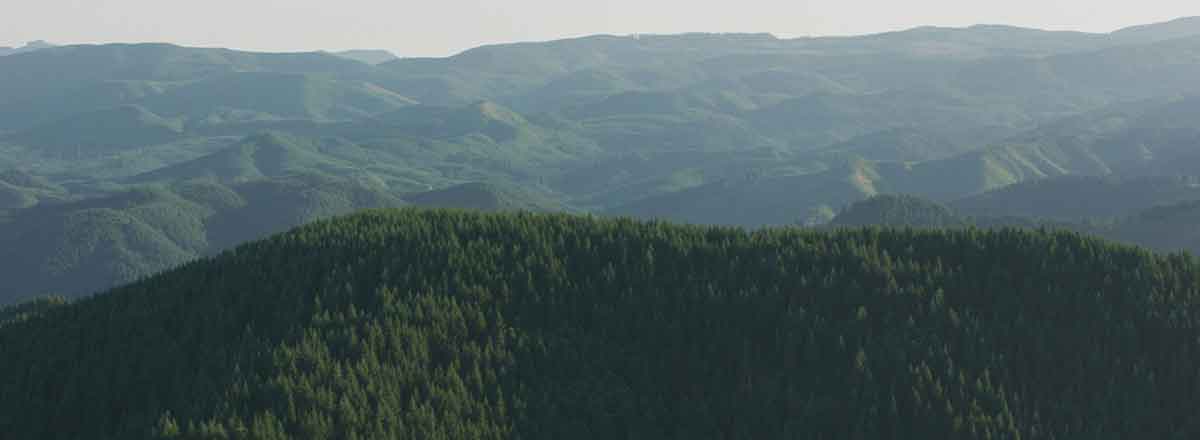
331,49,399,65
0,171,406,301
5,17,1200,301
831,192,1200,256
4,105,184,152
0,40,53,57
1111,16,1200,44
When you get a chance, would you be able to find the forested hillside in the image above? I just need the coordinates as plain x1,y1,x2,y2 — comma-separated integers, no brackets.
1109,200,1200,253
2,209,1199,439
828,194,965,227
952,175,1200,220
830,193,1200,255
0,174,405,302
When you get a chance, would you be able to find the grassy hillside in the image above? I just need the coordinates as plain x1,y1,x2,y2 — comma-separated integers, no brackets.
1,210,1199,438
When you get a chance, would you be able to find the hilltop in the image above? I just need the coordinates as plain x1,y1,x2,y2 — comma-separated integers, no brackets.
2,209,1198,438
0,40,54,57
331,49,399,65
0,174,405,301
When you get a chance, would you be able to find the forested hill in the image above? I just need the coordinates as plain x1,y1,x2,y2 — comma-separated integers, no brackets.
3,209,1199,439
827,194,965,228
831,193,1200,256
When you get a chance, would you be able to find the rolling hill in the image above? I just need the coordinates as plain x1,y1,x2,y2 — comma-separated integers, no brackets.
0,40,54,57
2,210,1199,438
5,20,1200,435
0,169,69,210
331,49,399,65
828,194,964,228
0,174,405,302
125,132,366,184
830,193,1200,256
5,19,1200,303
405,182,568,212
607,159,878,226
1109,199,1200,254
140,72,416,123
952,175,1200,220
1110,16,1200,44
4,105,184,152
0,43,379,131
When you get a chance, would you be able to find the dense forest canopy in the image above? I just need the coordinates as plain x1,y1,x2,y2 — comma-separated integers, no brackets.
2,209,1199,438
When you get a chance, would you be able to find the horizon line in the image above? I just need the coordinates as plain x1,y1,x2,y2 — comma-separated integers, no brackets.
4,15,1197,59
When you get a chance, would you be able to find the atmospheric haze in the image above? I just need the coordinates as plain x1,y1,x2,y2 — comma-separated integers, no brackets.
5,0,1200,56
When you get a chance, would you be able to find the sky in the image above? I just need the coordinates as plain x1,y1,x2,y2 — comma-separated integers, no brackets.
4,0,1200,57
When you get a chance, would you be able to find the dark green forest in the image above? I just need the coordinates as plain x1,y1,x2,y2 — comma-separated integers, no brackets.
3,209,1199,439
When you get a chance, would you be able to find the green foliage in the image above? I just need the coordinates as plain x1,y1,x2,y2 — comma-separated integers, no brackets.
829,193,1200,258
1109,199,1200,253
139,72,415,123
0,170,71,209
830,194,964,227
7,19,1200,303
405,182,568,213
953,175,1200,220
2,209,1199,438
0,295,67,327
0,175,405,301
126,132,365,184
4,105,184,152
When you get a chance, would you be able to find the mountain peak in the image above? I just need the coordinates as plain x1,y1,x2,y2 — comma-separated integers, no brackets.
0,40,55,56
20,40,54,50
1111,16,1200,43
330,49,398,65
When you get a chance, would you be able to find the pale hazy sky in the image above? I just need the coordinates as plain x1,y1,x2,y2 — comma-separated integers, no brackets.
5,0,1200,57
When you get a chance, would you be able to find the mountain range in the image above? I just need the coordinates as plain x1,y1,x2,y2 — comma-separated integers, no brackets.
4,17,1200,300
6,16,1200,438
0,40,54,57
